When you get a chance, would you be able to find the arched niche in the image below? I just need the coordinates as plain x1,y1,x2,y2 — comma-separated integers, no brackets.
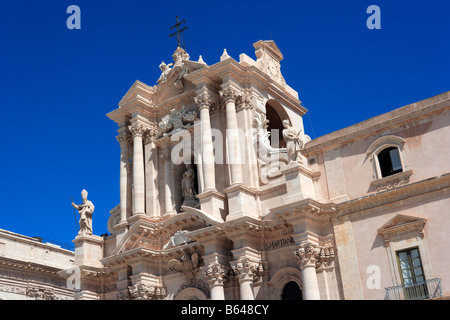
265,99,290,148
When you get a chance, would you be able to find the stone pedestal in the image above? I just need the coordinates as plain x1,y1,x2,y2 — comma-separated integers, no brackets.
197,189,226,221
224,184,258,221
281,162,318,202
73,234,103,268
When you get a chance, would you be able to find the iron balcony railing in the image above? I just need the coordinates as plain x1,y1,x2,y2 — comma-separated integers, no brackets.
385,278,443,300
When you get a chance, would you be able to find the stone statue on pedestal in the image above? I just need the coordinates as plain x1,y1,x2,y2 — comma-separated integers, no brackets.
181,164,199,208
282,120,304,163
72,189,95,235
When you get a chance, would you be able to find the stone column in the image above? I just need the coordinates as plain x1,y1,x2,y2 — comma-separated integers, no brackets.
161,149,174,215
202,262,227,300
220,87,243,185
294,245,321,300
144,126,159,217
116,131,131,224
129,121,146,215
194,91,216,191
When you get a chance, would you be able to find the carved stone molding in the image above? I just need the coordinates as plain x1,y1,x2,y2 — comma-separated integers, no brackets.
294,244,335,270
26,287,56,300
117,284,167,300
175,279,210,299
236,91,253,111
371,169,413,191
316,246,335,271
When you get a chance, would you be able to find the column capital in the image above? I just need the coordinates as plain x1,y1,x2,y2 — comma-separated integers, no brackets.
143,124,158,144
194,91,212,110
294,244,320,269
128,121,146,137
202,263,228,287
230,257,263,283
219,87,239,104
116,132,132,144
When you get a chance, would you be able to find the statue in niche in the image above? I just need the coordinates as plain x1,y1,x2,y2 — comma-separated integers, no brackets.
71,189,95,235
157,61,173,84
282,120,304,163
181,164,199,208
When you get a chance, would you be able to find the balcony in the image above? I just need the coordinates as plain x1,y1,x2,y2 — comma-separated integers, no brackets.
385,278,443,300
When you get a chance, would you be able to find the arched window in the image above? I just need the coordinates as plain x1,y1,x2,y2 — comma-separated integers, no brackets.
281,281,303,300
366,135,413,190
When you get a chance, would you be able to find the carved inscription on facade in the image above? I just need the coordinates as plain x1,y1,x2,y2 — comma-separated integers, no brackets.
265,237,295,250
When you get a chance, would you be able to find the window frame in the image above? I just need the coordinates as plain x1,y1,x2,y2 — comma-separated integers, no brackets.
366,135,413,190
396,247,429,299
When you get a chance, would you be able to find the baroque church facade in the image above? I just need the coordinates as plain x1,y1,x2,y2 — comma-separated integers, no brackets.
1,40,449,300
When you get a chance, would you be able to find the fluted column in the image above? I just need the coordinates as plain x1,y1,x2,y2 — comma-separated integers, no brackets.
194,91,216,191
161,149,174,214
294,245,321,300
202,262,227,300
116,131,131,223
220,87,243,185
129,121,146,215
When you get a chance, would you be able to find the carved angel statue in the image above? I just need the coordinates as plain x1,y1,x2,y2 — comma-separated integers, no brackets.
168,250,201,280
157,61,174,84
71,189,95,235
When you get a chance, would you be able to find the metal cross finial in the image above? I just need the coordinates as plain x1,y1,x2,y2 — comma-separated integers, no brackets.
169,16,188,50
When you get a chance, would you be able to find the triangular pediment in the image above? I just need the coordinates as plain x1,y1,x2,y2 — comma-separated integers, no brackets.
377,214,426,235
253,40,284,62
118,80,155,108
153,67,186,102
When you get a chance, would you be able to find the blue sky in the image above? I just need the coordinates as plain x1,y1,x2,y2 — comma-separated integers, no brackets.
0,0,448,248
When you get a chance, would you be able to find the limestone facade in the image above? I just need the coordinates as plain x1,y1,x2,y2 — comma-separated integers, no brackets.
0,229,75,300
1,40,449,300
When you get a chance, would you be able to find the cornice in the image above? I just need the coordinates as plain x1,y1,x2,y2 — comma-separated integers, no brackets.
333,172,450,220
303,91,450,155
0,229,75,255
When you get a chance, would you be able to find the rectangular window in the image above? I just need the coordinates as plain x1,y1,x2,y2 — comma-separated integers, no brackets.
397,248,427,299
